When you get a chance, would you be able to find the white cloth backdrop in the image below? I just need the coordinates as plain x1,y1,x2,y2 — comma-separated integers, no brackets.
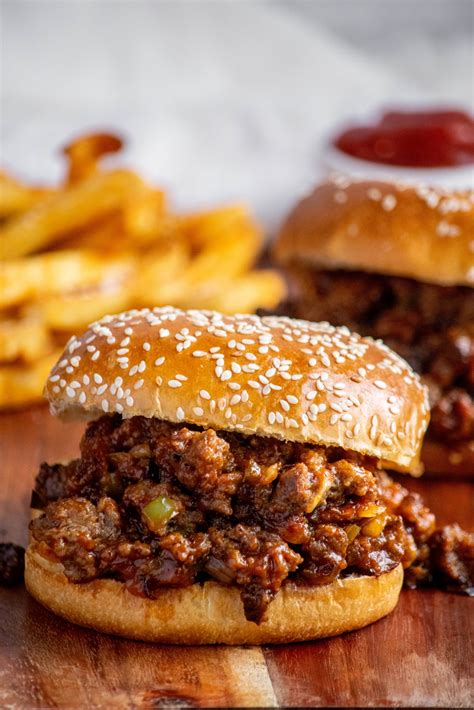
1,0,472,231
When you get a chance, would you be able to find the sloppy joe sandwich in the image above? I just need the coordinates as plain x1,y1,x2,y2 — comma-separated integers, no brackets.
274,178,474,476
26,308,472,644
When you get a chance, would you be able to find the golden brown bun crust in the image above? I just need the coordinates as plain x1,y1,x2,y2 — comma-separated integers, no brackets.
44,308,429,472
422,439,474,478
274,178,474,287
25,547,403,645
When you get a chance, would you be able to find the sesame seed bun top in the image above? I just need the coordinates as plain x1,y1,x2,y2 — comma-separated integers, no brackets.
44,307,430,473
274,177,474,287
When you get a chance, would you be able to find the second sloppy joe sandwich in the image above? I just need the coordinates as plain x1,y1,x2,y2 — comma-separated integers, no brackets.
25,307,471,644
274,178,474,476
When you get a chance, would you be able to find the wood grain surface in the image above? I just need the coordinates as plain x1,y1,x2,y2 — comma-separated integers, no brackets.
1,407,473,708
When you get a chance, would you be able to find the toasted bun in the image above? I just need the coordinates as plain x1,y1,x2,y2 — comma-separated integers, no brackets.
274,178,474,287
25,547,403,644
422,439,474,478
44,307,429,472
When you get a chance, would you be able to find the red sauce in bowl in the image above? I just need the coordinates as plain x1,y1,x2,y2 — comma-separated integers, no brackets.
334,109,474,168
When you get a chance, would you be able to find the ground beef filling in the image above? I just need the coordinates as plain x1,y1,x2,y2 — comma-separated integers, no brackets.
280,267,474,447
30,415,474,622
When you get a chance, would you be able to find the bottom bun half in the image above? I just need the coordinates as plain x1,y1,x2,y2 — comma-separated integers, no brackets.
25,547,403,645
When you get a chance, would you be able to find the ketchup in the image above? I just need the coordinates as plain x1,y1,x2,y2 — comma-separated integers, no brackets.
334,109,474,167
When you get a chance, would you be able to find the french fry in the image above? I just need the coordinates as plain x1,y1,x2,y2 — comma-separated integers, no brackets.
63,132,123,184
0,169,144,259
0,318,53,363
62,214,130,252
134,241,190,306
34,287,134,332
176,270,286,314
155,214,262,304
0,171,53,217
179,205,255,251
0,349,62,408
0,249,136,309
123,188,170,245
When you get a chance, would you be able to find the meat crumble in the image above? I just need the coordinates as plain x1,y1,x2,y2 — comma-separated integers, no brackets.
0,542,25,586
276,267,474,453
30,415,474,623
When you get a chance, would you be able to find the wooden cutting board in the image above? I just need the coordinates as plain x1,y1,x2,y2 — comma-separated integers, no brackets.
1,407,473,708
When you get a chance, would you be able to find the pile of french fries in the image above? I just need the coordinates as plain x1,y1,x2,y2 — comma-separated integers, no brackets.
0,132,285,408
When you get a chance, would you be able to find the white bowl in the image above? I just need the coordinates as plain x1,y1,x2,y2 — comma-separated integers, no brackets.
323,143,474,191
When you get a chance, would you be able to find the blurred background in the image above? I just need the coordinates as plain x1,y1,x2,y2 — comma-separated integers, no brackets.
0,0,473,408
2,0,473,228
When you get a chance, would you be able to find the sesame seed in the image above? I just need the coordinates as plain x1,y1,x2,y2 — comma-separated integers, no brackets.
101,399,109,412
126,396,134,407
168,380,182,388
287,395,298,404
134,379,144,390
193,407,204,417
66,387,75,398
91,351,100,361
175,374,188,381
138,360,146,373
154,356,165,366
268,412,276,425
192,351,206,358
374,380,387,389
94,374,102,384
280,399,290,412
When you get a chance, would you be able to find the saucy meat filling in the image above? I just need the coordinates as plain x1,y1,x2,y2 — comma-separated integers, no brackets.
30,415,473,622
280,267,474,447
